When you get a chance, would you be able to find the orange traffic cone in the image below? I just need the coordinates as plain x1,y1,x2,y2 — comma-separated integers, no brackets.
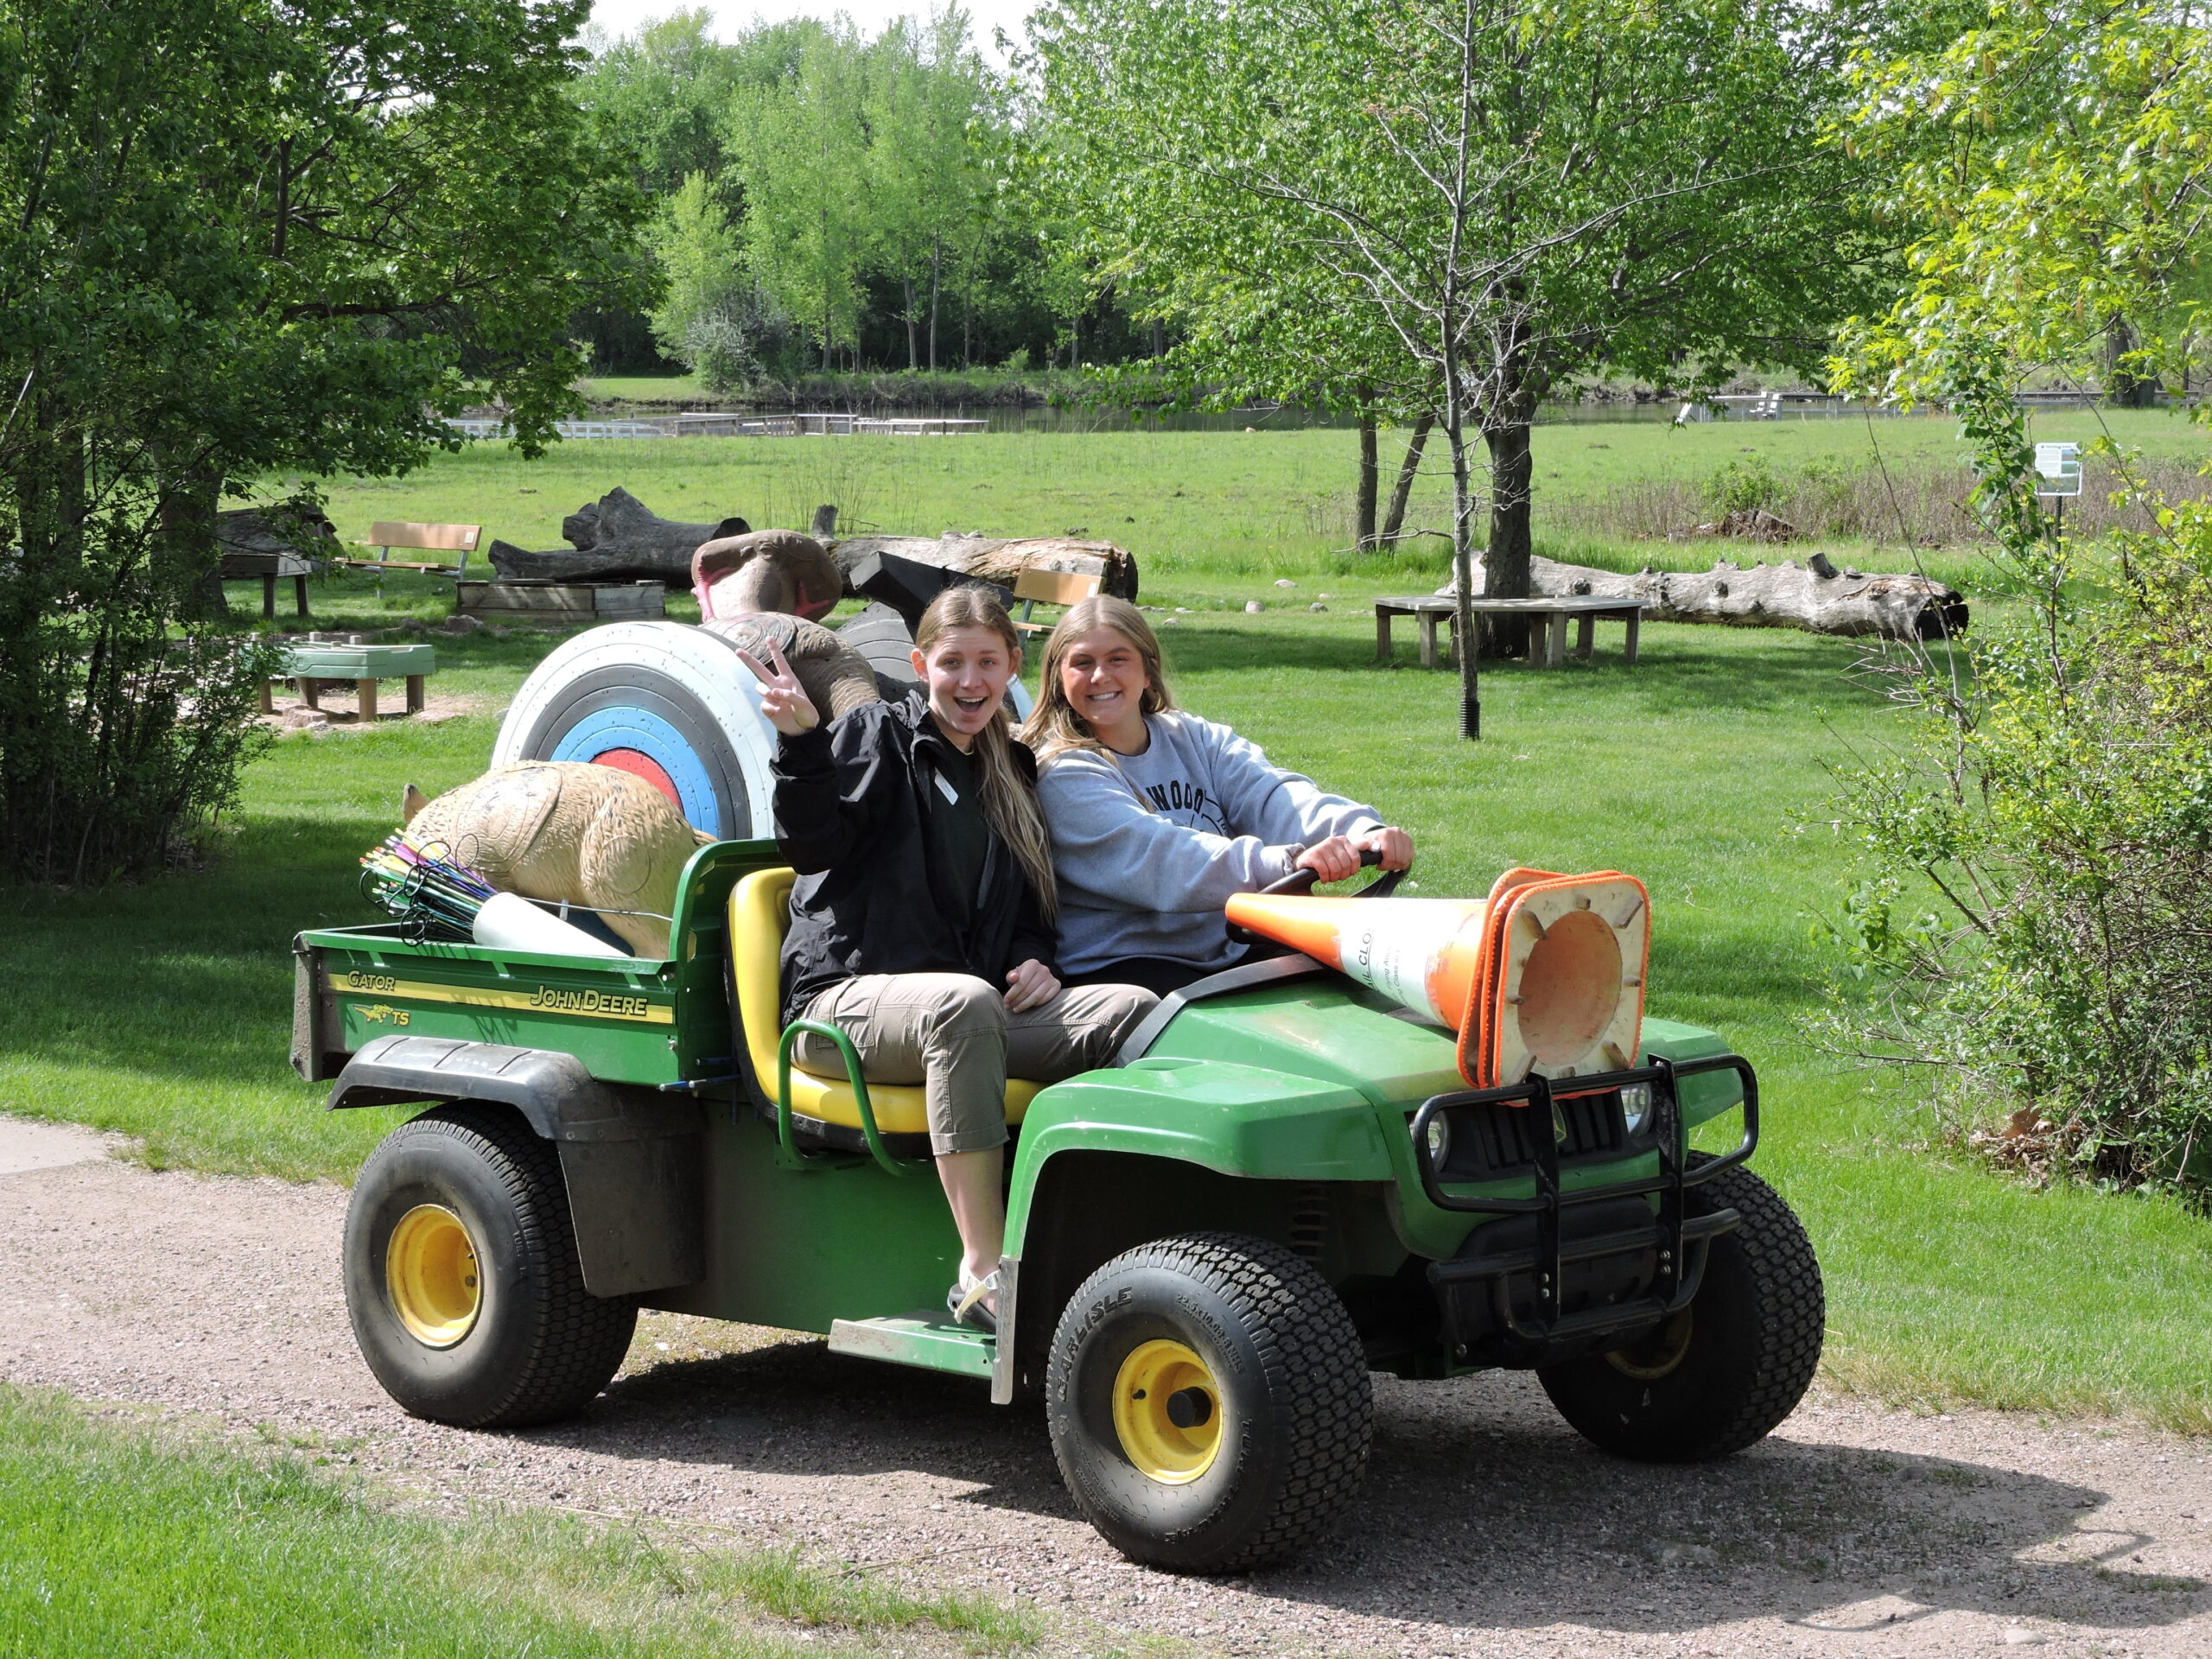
1224,868,1649,1090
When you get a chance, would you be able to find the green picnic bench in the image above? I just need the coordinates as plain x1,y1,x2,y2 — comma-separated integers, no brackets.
264,643,437,721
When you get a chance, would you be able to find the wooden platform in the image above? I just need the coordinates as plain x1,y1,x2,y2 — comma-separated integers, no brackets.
1375,594,1644,669
456,580,665,621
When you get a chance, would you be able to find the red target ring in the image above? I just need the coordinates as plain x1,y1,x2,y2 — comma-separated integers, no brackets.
591,747,682,811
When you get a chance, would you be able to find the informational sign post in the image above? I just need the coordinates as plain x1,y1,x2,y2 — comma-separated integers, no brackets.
2033,441,2083,498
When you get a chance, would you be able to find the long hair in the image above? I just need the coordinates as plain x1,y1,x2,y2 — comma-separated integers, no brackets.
914,587,1058,921
1019,594,1177,766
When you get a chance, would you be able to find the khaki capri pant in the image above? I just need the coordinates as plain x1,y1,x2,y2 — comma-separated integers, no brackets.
794,974,1158,1155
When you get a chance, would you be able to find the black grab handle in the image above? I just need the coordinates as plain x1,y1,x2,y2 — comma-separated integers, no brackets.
1228,849,1399,944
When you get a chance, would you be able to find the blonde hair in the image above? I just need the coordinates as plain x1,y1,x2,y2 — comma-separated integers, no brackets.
1019,595,1177,766
914,587,1058,921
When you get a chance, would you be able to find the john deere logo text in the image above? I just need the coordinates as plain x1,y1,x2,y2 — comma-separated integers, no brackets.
525,985,654,1020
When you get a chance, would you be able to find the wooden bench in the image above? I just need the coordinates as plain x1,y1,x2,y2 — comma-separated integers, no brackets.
1374,594,1644,669
1011,566,1103,637
263,643,438,721
336,522,483,586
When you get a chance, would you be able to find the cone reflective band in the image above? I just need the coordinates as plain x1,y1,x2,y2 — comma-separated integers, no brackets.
1224,868,1650,1090
1218,895,1489,1025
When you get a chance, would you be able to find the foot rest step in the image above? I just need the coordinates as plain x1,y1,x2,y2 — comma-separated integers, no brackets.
828,1310,994,1379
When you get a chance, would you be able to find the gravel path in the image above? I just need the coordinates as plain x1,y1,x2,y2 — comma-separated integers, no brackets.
4,1124,2210,1658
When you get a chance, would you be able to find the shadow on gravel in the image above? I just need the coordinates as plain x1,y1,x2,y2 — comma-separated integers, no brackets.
526,1344,2209,1643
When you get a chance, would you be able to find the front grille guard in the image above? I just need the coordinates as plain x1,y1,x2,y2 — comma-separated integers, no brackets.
1411,1053,1759,1346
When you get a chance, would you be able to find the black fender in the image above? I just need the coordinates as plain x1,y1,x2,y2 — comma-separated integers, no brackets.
328,1034,703,1299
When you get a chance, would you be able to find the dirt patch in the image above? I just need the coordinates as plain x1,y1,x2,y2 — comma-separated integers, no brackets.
3,1155,2208,1657
257,689,498,734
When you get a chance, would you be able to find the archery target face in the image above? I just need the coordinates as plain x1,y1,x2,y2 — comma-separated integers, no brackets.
492,621,778,841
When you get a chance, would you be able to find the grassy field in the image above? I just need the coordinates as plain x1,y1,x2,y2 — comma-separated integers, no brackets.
296,404,2204,607
5,415,2212,1438
0,1387,1039,1656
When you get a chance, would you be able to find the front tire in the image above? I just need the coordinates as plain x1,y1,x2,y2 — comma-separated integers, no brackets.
343,1104,638,1429
1537,1163,1823,1460
1046,1232,1371,1574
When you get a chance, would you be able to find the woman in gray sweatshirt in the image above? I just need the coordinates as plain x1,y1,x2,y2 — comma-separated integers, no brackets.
1021,595,1414,995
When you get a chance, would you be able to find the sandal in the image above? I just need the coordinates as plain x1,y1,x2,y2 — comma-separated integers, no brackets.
948,1267,1000,1334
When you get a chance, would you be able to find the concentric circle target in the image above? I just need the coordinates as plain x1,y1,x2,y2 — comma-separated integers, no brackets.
493,622,777,841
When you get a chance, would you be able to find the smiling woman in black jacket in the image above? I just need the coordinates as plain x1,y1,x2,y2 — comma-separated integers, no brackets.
737,588,1155,1329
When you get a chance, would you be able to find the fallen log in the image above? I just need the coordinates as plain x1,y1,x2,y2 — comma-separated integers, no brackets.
486,487,750,583
829,531,1140,603
1447,550,1967,639
485,539,700,584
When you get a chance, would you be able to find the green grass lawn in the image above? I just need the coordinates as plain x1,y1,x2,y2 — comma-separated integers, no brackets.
298,404,2204,601
6,418,2212,1439
0,1388,1038,1657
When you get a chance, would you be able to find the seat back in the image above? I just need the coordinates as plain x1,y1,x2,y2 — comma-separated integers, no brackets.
1012,566,1103,632
731,866,799,1090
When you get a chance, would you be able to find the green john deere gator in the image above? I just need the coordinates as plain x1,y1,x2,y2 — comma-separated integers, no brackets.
295,839,1823,1574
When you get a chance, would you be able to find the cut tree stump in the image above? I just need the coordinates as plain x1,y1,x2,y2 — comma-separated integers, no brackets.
828,531,1139,602
1447,551,1967,639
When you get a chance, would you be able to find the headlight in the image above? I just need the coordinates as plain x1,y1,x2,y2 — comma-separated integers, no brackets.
1619,1083,1653,1135
1420,1111,1452,1167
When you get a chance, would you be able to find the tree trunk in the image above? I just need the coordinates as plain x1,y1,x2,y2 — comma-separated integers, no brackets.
1481,416,1536,658
1356,404,1379,551
2107,315,2158,408
903,276,918,371
1381,413,1433,545
156,467,226,620
1444,550,1968,639
928,234,941,373
1152,317,1166,359
829,531,1140,602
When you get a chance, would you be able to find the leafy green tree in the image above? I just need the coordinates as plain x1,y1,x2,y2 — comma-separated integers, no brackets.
1823,5,2212,1196
1034,0,1881,705
645,172,788,390
724,22,876,369
0,0,649,881
867,10,1001,372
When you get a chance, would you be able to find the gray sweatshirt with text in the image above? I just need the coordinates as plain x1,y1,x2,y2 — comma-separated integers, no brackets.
1036,711,1383,975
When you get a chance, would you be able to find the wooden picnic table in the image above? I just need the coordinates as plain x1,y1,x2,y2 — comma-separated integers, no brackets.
1373,594,1643,669
263,643,437,721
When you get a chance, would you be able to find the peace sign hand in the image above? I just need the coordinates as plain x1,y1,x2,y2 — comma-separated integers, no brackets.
733,639,821,736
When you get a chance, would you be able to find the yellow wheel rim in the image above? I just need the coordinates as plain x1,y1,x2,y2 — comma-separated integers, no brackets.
1111,1339,1223,1484
1605,1306,1694,1381
385,1204,482,1349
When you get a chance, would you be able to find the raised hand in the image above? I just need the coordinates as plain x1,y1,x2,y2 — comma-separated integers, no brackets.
733,639,821,736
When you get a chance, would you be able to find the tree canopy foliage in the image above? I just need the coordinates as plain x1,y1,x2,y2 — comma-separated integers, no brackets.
0,0,647,880
579,6,1126,380
1030,0,1889,670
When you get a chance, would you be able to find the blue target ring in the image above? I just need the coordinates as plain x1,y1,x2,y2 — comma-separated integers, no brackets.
550,706,723,837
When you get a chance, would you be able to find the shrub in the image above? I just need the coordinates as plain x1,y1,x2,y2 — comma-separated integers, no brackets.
1820,359,2212,1198
1703,454,1782,517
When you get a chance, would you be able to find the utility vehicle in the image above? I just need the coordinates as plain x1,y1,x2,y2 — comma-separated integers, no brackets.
295,840,1822,1573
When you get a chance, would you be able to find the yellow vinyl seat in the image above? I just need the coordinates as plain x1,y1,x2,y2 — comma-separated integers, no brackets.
729,867,1042,1139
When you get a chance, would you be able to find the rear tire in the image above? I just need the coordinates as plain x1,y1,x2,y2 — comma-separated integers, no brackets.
343,1103,638,1429
1537,1163,1823,1460
1046,1231,1371,1573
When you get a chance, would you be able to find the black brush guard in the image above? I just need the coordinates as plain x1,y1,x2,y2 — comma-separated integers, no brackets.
1411,1053,1758,1354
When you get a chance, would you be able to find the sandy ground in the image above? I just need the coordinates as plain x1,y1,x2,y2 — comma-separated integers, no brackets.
3,1116,2209,1658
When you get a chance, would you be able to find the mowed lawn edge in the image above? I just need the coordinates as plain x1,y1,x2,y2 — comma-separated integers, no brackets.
0,1385,1040,1656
